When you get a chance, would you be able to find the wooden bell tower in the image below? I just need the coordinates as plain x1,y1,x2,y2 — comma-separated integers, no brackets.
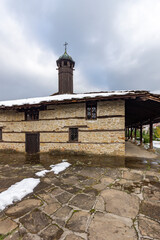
56,43,75,94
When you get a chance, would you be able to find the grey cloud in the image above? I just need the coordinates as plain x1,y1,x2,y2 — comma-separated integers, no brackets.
0,68,57,100
0,0,160,100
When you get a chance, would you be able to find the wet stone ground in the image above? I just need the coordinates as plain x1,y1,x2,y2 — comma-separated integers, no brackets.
0,153,160,240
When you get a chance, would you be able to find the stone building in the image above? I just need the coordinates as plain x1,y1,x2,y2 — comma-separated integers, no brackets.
0,48,160,155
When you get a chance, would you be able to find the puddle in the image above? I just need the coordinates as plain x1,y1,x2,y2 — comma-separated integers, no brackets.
0,152,160,171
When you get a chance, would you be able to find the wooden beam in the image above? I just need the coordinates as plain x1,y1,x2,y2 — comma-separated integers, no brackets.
125,98,160,127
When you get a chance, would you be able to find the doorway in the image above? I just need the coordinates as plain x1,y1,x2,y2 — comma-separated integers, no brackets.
25,133,40,154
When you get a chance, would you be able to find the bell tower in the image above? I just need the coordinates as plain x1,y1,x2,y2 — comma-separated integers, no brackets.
56,43,75,94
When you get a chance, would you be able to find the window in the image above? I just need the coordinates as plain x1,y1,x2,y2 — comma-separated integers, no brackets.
25,110,39,121
69,128,78,142
86,102,97,120
64,60,67,66
0,129,2,141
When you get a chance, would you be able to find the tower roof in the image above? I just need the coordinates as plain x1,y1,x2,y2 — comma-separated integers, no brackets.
56,50,75,66
58,51,74,61
56,42,75,66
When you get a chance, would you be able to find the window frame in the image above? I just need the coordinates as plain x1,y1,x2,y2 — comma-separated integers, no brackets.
25,109,39,121
86,101,97,120
69,128,78,142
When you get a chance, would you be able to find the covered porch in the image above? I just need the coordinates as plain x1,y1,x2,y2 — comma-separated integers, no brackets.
125,141,158,158
125,93,160,156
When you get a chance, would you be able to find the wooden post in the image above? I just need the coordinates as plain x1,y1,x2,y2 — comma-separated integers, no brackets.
140,124,143,146
134,127,137,143
131,127,133,141
149,121,153,149
128,128,130,139
125,128,127,139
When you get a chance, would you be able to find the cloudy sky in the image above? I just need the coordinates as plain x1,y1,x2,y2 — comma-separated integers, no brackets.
0,0,160,100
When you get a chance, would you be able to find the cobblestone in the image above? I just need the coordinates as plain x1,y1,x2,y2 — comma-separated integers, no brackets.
0,155,160,240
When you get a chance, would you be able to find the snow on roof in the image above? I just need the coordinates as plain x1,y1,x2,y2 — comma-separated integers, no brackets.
0,90,156,108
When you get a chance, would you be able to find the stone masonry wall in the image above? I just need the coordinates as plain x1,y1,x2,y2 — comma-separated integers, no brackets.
0,100,125,155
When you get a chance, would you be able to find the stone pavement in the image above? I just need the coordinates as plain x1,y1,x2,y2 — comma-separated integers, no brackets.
125,141,158,159
0,164,160,240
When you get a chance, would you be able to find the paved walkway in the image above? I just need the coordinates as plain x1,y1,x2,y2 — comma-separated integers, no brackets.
125,141,158,158
0,161,160,240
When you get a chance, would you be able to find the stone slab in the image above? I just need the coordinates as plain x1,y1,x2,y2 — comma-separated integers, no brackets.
49,187,64,196
62,175,80,185
101,189,139,218
19,209,51,234
0,218,18,235
37,193,57,204
140,201,160,221
80,178,97,188
5,199,42,218
78,167,106,179
123,170,143,181
40,224,63,240
65,234,85,240
22,233,42,240
143,188,160,203
83,187,99,196
60,184,81,194
88,212,137,240
5,231,20,240
95,196,105,211
139,216,160,239
104,168,122,179
43,202,61,215
66,211,90,233
55,191,73,204
54,206,72,219
69,194,96,210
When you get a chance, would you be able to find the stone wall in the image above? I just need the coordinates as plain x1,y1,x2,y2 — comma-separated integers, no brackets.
0,100,125,155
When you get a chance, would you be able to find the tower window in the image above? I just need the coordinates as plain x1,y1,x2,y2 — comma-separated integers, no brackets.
69,128,78,142
25,109,39,121
64,61,67,66
86,102,97,120
0,129,2,141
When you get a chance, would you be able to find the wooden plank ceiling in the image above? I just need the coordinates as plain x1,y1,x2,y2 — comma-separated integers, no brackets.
125,98,160,127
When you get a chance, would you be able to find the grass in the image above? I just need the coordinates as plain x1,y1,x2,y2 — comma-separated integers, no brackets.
90,209,95,214
73,209,79,213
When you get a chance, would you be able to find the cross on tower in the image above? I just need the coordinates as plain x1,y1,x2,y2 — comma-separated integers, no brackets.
64,42,68,53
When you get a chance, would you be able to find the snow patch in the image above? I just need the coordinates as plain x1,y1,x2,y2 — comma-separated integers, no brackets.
151,161,158,165
35,160,71,177
0,178,40,211
50,161,71,174
153,141,160,149
142,160,148,164
35,169,50,177
0,160,71,211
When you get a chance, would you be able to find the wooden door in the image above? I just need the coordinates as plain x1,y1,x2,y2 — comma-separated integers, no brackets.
25,133,40,154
